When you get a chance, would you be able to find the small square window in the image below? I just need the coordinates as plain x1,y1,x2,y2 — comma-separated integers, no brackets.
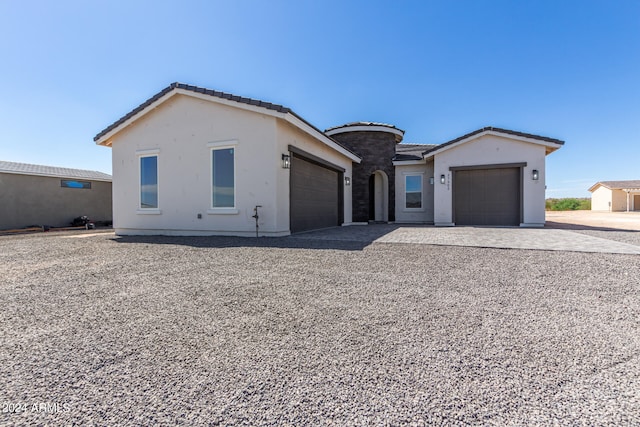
61,179,91,189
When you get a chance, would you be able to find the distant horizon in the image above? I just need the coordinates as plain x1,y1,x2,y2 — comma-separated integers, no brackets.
1,1,638,199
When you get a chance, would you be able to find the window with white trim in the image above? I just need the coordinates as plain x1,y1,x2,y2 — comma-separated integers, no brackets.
139,155,158,209
211,147,235,208
405,175,422,209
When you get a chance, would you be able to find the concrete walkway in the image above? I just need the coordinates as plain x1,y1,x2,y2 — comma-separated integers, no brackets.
292,225,640,255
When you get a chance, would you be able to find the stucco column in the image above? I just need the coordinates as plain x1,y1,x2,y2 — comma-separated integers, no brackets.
626,190,630,212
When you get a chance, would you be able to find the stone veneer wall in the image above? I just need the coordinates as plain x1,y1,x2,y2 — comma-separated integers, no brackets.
329,131,397,222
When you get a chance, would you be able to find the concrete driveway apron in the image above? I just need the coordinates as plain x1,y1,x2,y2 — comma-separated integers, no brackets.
375,227,640,254
292,225,640,255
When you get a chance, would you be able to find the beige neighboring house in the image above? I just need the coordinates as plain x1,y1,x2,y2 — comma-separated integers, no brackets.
0,161,112,230
589,180,640,212
95,82,564,236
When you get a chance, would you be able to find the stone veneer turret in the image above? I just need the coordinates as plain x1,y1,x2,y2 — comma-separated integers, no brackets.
325,122,404,223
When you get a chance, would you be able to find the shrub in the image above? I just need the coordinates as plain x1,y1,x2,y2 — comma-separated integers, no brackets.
546,198,591,211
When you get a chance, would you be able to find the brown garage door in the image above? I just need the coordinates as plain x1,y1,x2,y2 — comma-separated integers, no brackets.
290,154,341,233
454,167,521,226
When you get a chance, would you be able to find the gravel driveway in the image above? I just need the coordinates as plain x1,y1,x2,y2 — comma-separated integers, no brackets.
1,230,639,425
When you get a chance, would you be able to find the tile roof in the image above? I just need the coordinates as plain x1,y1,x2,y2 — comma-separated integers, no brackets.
590,180,640,191
423,126,565,156
93,82,361,160
0,161,112,181
93,82,362,157
325,121,405,133
393,144,438,161
94,83,292,142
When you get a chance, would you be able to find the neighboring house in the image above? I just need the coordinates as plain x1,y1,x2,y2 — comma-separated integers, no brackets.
589,180,640,212
0,161,112,230
94,82,564,236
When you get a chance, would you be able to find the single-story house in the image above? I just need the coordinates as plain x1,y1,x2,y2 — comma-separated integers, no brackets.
589,180,640,212
94,82,564,236
0,161,112,230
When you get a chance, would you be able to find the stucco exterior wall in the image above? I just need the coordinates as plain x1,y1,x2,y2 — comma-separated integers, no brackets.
110,94,354,236
111,94,286,236
611,189,633,211
590,186,612,211
433,135,547,227
276,121,353,226
394,161,435,223
612,189,627,211
0,173,112,229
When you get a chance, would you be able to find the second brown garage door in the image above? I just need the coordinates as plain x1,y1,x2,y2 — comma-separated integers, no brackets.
290,154,341,233
454,167,521,226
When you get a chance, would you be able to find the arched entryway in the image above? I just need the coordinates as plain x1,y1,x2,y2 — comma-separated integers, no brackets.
368,170,389,222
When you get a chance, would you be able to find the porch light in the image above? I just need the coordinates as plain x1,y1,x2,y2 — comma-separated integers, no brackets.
345,177,351,186
282,153,291,169
440,174,446,184
532,169,539,180
429,177,434,185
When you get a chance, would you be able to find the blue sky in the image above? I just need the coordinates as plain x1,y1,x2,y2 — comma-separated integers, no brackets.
1,0,638,198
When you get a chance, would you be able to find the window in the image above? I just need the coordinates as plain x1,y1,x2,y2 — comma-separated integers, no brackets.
61,179,91,189
140,155,158,209
405,175,422,209
212,147,235,208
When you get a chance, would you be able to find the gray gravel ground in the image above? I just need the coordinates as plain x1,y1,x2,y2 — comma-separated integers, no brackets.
1,231,639,426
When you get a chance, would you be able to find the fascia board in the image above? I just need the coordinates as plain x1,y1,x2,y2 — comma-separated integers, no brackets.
392,160,426,166
326,125,405,139
95,88,287,147
95,90,179,146
487,131,564,149
95,87,361,164
587,183,603,192
423,130,564,159
174,89,286,118
284,114,362,163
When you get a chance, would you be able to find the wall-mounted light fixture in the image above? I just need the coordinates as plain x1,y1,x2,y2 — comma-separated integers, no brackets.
282,153,291,169
429,177,434,185
344,177,351,186
440,174,446,184
532,169,539,180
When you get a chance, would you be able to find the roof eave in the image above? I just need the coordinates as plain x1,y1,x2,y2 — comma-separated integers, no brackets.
95,87,292,146
0,169,112,182
423,129,564,159
392,159,426,166
94,83,362,163
95,89,178,147
589,182,640,192
325,124,405,143
285,113,362,163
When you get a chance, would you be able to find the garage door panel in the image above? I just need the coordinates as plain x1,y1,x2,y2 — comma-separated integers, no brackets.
454,167,520,226
290,156,339,233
